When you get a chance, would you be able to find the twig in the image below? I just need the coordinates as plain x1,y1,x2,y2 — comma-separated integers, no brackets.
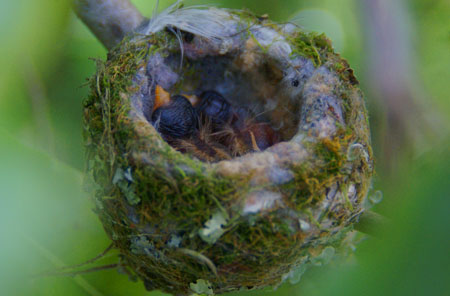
179,248,218,276
48,243,115,272
36,264,119,278
73,0,145,49
24,234,104,296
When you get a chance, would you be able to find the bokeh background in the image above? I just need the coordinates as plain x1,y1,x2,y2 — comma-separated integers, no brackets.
0,0,448,295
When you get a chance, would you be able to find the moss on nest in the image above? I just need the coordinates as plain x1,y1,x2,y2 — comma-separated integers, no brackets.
83,7,373,296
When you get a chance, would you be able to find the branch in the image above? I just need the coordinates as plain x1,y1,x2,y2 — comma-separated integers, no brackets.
73,0,145,50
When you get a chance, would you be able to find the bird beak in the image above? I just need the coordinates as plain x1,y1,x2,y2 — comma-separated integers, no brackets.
153,85,171,111
184,94,200,107
154,85,199,111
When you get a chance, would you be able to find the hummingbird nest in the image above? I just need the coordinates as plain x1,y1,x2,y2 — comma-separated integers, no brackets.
83,3,373,296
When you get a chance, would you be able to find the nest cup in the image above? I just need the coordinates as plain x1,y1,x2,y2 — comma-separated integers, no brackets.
84,5,373,296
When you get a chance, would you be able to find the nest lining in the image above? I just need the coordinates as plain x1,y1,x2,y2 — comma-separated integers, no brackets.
130,13,347,168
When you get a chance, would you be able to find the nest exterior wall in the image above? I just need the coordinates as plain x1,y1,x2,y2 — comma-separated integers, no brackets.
83,9,373,296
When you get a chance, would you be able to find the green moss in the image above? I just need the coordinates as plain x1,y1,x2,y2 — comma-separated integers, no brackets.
83,10,373,296
288,32,333,67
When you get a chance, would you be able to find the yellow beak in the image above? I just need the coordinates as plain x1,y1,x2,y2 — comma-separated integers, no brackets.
153,85,171,111
153,85,199,111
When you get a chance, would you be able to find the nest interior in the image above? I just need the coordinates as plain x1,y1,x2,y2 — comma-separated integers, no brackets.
83,8,374,296
136,33,314,161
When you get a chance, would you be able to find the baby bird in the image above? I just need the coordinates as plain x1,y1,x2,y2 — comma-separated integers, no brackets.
152,90,197,139
151,86,280,161
195,91,280,155
151,86,231,162
195,90,233,127
216,119,280,156
174,120,232,162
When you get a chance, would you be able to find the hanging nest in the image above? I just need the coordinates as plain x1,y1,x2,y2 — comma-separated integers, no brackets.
83,4,373,296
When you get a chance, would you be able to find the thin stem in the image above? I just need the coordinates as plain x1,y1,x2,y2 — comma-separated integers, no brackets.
50,243,115,272
35,264,119,278
73,0,145,49
24,233,104,296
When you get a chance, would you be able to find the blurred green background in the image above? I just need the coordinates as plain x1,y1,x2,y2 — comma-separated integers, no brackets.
0,0,448,295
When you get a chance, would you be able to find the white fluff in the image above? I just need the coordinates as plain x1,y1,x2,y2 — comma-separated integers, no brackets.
142,0,231,40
